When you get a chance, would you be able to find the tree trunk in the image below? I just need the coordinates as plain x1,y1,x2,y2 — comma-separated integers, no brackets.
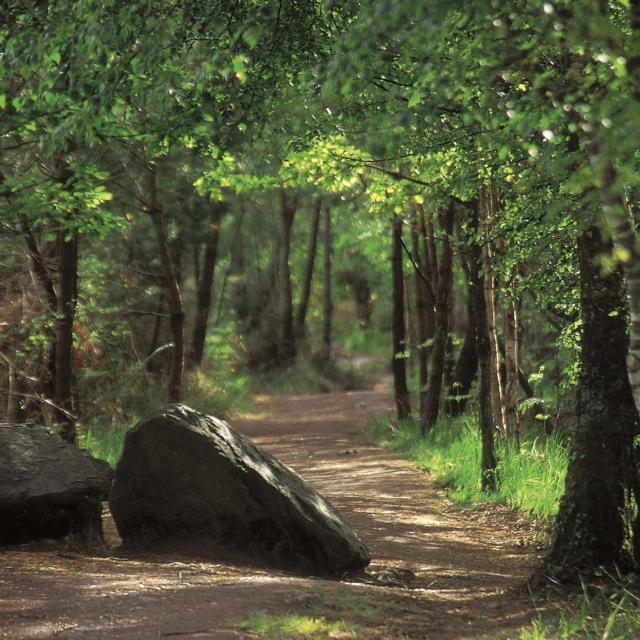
51,158,78,443
422,204,455,433
594,162,640,416
479,186,506,434
549,225,639,579
467,201,497,491
498,338,554,435
53,225,78,443
410,214,430,418
295,198,322,337
320,205,333,360
277,189,297,365
147,165,184,403
391,215,411,420
503,274,521,443
418,206,437,340
22,219,58,410
189,202,224,368
446,260,478,417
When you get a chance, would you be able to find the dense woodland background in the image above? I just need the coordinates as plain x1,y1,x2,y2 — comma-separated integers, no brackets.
2,0,640,611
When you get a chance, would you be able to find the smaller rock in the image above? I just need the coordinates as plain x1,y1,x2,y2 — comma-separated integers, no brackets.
0,423,112,545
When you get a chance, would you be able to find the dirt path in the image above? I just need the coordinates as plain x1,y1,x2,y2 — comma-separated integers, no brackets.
0,383,544,639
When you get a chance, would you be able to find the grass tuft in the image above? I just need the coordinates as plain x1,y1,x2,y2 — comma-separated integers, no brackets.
233,611,359,639
373,415,567,519
517,583,640,640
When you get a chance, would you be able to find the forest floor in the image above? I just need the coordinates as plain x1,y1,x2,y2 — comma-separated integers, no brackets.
0,375,549,639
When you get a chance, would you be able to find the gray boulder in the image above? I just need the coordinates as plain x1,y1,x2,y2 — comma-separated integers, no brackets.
0,423,112,545
109,404,371,575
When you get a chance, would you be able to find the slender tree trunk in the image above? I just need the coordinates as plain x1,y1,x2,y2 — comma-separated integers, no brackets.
446,259,478,417
549,225,639,579
51,158,78,443
22,219,58,408
496,338,554,434
53,226,78,442
391,215,411,420
479,185,506,434
277,189,297,365
422,204,455,433
189,202,224,368
411,214,430,417
22,219,57,311
147,164,184,403
320,205,333,360
504,273,521,443
295,198,322,337
467,200,497,491
424,211,439,296
418,207,437,340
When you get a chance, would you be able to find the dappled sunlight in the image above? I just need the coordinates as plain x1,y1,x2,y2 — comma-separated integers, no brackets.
1,386,539,640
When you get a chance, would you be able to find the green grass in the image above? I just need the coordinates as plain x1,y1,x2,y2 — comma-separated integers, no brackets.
516,583,640,640
373,415,568,519
297,587,391,625
233,612,359,639
78,420,131,467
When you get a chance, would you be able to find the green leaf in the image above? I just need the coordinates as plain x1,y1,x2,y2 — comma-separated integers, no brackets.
0,95,5,110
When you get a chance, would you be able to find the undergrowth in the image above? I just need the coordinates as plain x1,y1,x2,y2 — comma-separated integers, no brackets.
249,357,369,395
373,415,567,519
516,581,640,640
77,323,252,466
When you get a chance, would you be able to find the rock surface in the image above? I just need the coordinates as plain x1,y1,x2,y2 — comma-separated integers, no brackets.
109,404,371,575
0,423,112,545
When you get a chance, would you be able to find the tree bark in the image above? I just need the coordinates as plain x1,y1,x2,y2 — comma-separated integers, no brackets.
418,206,437,339
549,225,639,579
391,215,411,420
320,205,333,360
52,158,78,443
479,185,506,434
277,189,297,365
594,161,640,416
422,204,455,433
295,198,322,337
503,273,521,443
147,164,184,403
446,258,478,417
189,202,224,368
467,200,497,491
410,213,430,418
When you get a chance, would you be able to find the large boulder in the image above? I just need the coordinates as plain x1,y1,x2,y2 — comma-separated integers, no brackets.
0,423,112,545
110,404,371,575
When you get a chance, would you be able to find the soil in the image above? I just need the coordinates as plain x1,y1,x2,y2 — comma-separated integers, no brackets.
0,378,547,639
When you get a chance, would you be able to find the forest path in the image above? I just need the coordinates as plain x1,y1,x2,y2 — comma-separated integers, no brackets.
0,380,543,639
